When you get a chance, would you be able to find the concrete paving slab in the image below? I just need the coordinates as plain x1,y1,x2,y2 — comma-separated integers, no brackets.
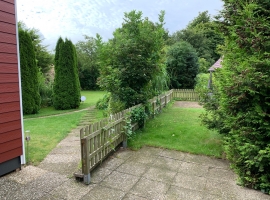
50,146,81,154
207,166,236,181
241,187,270,200
100,171,140,192
116,161,148,176
122,193,148,200
127,153,157,165
7,165,48,184
143,166,177,184
7,185,46,200
57,140,80,147
101,156,125,170
130,177,170,199
0,178,24,200
158,149,186,161
38,194,59,200
178,161,209,177
25,172,68,194
41,154,80,164
138,146,164,156
183,153,230,169
152,156,181,172
114,148,135,160
90,167,112,184
166,185,218,200
59,136,81,142
38,162,80,176
205,178,244,199
82,185,125,200
172,172,207,191
49,179,95,200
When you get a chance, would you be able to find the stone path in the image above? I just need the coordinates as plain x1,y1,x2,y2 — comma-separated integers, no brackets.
2,146,270,199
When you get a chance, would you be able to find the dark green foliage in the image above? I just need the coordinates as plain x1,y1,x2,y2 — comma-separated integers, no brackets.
202,0,270,193
98,10,167,112
18,21,53,74
75,36,100,90
78,67,99,90
19,29,41,114
166,41,199,89
170,11,224,68
54,37,64,74
53,38,81,110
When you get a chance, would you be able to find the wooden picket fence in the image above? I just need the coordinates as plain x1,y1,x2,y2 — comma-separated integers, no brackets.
173,89,200,101
75,90,173,184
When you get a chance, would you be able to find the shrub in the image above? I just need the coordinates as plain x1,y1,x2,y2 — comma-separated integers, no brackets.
209,0,270,193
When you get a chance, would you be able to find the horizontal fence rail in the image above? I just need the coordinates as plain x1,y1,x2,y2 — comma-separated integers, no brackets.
173,89,199,101
76,90,174,184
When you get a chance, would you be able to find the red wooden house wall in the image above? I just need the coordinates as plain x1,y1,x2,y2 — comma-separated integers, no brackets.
0,0,24,176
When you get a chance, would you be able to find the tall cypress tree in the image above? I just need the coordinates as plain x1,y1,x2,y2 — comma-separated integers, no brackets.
54,37,64,74
53,38,80,109
19,29,41,114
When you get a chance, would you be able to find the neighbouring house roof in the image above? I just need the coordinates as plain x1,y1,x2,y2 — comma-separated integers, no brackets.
208,58,222,71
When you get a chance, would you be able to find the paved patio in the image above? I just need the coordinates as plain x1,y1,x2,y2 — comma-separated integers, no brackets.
1,104,270,199
1,145,270,200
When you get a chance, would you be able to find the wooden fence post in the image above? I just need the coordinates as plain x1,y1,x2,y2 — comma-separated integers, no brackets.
122,119,127,148
82,138,90,184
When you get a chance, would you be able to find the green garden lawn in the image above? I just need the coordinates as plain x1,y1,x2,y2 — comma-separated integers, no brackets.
129,104,223,158
24,90,106,119
23,91,106,165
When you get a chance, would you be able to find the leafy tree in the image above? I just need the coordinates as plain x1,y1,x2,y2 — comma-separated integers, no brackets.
75,36,100,90
187,11,211,29
19,29,41,114
203,0,270,192
18,21,53,75
171,11,223,68
98,10,167,112
198,58,210,74
53,38,81,110
166,41,199,89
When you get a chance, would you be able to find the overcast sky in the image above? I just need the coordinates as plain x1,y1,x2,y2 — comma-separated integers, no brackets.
17,0,224,51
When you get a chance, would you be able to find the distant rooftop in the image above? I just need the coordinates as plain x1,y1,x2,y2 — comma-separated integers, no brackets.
208,58,222,71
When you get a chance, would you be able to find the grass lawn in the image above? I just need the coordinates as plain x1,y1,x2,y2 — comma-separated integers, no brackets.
24,90,106,119
23,91,106,165
128,104,223,158
23,111,86,165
